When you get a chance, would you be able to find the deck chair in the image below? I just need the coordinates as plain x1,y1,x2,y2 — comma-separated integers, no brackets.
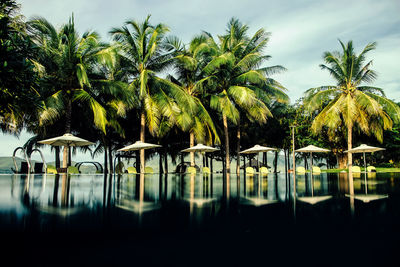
115,162,125,174
312,166,321,174
259,167,269,176
34,162,44,173
245,167,255,175
67,166,80,174
11,161,30,174
367,166,376,172
145,166,154,174
46,165,58,174
351,166,361,173
127,167,137,174
296,166,306,174
187,166,196,174
202,167,211,174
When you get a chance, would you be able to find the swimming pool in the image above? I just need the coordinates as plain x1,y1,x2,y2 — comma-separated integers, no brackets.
1,172,399,266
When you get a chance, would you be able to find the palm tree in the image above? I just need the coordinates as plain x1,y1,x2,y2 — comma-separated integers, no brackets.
110,15,183,173
169,35,220,167
27,15,111,167
204,18,287,173
304,40,400,169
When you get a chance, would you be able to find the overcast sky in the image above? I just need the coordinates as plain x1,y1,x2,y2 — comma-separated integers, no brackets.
2,0,399,162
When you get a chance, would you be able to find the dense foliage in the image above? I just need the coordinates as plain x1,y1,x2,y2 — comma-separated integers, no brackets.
1,0,400,171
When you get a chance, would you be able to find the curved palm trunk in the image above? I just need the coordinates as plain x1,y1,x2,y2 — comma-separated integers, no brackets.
140,111,146,174
223,114,230,173
190,131,195,167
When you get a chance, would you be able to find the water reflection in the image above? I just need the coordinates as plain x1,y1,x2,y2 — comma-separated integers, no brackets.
2,171,396,227
296,173,332,205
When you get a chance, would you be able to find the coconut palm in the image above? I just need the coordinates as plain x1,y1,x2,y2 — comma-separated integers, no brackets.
304,40,400,169
204,18,287,173
27,15,111,167
110,15,183,173
169,35,220,167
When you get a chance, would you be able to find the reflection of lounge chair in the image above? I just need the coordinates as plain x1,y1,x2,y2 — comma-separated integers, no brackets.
367,166,376,172
46,165,57,174
187,166,196,174
312,166,321,174
127,167,137,174
68,166,80,174
259,167,269,176
296,166,306,174
351,166,361,173
246,167,255,175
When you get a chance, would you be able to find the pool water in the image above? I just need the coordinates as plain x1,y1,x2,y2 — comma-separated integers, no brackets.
1,172,400,266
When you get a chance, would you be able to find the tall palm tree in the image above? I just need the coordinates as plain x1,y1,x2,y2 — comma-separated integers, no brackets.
169,35,220,167
304,40,400,169
28,15,111,167
110,15,182,173
204,18,287,173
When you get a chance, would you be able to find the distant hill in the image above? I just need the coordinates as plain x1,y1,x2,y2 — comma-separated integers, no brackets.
0,156,37,173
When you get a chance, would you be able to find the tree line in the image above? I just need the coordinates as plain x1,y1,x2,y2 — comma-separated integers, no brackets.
1,0,399,173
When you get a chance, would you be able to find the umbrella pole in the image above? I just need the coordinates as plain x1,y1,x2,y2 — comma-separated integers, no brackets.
363,152,367,174
310,152,314,197
62,145,69,169
257,153,260,173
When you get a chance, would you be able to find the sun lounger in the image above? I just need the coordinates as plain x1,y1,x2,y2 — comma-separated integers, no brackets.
145,166,154,174
203,167,211,174
245,167,255,175
67,166,80,174
259,166,269,175
351,166,361,173
187,166,196,174
367,166,376,172
312,166,321,174
127,167,137,174
46,165,57,174
296,166,306,174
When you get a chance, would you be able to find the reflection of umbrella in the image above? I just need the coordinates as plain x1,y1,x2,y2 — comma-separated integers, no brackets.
118,141,162,173
181,144,219,171
344,144,385,173
38,133,95,168
240,145,276,171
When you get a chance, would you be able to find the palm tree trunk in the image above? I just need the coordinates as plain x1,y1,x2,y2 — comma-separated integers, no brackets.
104,145,108,174
140,111,146,173
347,124,352,169
223,114,230,173
274,150,278,173
164,149,168,174
63,98,72,169
190,131,195,167
236,118,241,175
108,145,113,174
55,146,60,168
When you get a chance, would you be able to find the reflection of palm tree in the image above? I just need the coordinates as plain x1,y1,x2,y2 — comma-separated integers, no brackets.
205,18,287,173
304,40,400,169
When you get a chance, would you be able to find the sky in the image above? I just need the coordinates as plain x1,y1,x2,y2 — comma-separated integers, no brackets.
1,0,400,163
